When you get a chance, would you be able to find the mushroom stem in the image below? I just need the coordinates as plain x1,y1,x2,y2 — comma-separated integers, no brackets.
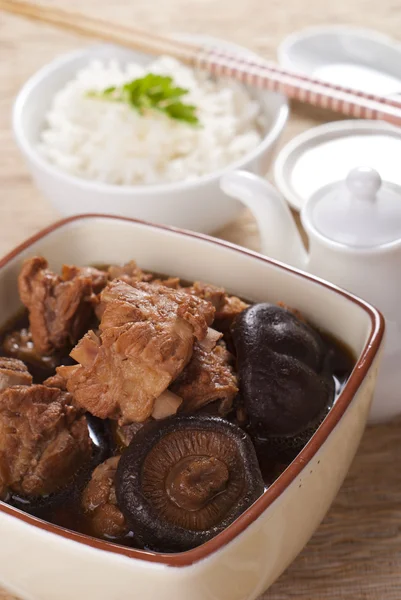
166,456,229,511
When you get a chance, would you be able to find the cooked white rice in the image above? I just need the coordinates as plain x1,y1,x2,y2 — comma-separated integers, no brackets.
38,56,264,186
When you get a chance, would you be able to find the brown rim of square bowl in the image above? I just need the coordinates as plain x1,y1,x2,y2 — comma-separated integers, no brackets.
0,214,385,568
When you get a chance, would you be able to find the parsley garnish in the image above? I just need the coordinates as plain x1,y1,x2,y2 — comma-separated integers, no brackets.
88,73,199,125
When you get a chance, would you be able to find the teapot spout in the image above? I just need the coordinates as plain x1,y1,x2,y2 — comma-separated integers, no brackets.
220,170,308,270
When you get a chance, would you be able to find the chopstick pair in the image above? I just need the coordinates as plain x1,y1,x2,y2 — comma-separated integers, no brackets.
2,0,401,127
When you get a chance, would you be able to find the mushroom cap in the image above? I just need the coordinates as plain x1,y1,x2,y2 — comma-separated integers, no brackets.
116,415,264,552
232,304,335,436
252,408,329,475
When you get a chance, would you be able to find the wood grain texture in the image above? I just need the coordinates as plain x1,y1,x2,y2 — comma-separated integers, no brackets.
0,1,401,598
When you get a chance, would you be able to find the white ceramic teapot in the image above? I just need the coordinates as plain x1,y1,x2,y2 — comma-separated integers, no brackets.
221,167,401,423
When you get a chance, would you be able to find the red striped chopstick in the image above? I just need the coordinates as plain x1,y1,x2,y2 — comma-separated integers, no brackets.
197,48,401,125
2,0,401,127
208,47,401,109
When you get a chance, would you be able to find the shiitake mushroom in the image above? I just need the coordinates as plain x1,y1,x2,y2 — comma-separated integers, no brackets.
116,415,264,552
232,304,335,439
252,412,329,478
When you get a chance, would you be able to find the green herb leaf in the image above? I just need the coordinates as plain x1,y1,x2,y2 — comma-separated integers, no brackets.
87,73,199,126
164,101,199,124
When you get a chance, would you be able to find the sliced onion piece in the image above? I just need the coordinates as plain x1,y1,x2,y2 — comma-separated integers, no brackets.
152,390,182,420
197,327,223,352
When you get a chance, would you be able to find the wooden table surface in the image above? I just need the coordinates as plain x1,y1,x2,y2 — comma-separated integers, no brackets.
1,1,401,599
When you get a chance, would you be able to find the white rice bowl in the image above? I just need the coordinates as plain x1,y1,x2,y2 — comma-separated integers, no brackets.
38,56,264,186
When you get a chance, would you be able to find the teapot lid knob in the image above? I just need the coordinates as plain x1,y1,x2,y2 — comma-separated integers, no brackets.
346,167,381,201
305,166,401,248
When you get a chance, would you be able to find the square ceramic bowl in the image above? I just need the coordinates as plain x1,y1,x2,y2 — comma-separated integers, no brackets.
0,215,384,600
12,38,288,234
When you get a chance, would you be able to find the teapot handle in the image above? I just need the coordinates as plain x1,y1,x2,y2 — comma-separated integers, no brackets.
220,171,308,269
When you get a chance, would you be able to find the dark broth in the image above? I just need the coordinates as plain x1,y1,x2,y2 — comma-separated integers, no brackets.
0,297,355,550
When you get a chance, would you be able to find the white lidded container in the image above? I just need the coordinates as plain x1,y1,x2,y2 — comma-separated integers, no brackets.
274,120,401,212
221,164,401,423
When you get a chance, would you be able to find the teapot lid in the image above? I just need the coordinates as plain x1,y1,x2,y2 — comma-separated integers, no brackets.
308,166,401,248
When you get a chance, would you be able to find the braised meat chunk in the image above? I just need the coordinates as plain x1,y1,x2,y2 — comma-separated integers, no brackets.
61,280,215,424
99,280,215,340
184,281,227,310
43,372,67,391
217,294,249,323
185,281,249,328
0,384,91,498
150,276,181,289
18,257,108,355
107,260,153,285
171,343,238,416
0,357,32,391
108,261,181,289
82,456,127,539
